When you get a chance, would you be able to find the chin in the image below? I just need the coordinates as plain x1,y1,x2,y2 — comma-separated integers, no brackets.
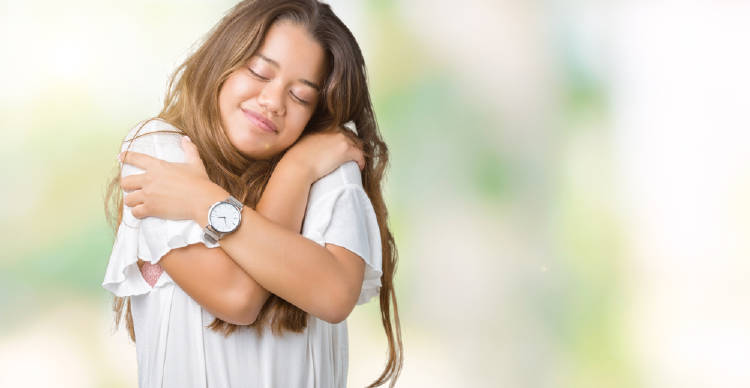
227,134,269,160
239,145,277,160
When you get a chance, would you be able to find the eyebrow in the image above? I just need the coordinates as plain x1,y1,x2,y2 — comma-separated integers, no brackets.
257,53,322,91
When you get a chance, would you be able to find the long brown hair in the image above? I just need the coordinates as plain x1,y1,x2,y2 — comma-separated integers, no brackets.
104,0,402,386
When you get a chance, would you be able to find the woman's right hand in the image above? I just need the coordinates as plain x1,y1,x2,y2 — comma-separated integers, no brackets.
280,126,365,183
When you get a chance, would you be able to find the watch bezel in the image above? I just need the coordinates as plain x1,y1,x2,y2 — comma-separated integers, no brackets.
207,200,242,233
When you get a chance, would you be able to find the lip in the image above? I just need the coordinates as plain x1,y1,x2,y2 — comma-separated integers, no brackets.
241,108,278,134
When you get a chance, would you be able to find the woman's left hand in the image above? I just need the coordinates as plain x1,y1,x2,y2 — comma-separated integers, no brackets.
120,136,228,222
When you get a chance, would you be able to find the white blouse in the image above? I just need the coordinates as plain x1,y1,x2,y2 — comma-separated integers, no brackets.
102,119,382,388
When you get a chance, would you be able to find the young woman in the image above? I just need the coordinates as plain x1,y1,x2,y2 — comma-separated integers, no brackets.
101,1,402,387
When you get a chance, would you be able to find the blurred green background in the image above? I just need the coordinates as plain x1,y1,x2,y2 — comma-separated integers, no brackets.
2,1,749,387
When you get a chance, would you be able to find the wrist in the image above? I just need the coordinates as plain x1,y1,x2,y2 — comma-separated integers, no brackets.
192,181,232,225
277,156,316,184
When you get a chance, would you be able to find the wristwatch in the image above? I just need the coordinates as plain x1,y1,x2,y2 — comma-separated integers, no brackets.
203,196,243,244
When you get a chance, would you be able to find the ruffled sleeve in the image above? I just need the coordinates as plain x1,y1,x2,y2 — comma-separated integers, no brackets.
302,162,383,305
102,119,219,297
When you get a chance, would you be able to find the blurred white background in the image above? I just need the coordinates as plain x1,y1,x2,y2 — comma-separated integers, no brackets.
1,1,748,387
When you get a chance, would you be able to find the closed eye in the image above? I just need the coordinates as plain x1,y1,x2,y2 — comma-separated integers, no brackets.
290,91,310,105
249,66,311,105
248,67,269,81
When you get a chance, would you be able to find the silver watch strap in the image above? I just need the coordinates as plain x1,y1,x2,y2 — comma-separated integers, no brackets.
203,225,221,245
225,195,243,211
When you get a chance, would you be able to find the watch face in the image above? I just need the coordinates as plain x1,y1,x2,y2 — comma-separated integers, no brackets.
209,202,241,233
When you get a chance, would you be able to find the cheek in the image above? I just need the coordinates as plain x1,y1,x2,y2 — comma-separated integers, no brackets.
220,74,259,107
218,80,237,117
281,112,312,144
278,129,304,151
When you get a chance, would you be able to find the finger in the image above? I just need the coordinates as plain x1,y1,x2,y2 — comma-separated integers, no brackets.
341,133,364,154
346,135,364,152
181,136,202,166
349,140,365,160
131,204,149,219
120,174,146,192
123,190,145,208
338,135,364,170
352,149,366,171
120,151,161,171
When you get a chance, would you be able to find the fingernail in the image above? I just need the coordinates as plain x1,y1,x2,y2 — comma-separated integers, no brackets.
183,135,192,143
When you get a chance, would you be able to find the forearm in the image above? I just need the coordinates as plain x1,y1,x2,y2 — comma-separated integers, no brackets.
256,159,312,232
219,209,360,322
158,160,315,324
194,163,363,323
157,247,262,325
216,160,315,311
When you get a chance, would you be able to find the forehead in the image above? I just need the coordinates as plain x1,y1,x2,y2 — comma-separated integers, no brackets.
256,21,326,84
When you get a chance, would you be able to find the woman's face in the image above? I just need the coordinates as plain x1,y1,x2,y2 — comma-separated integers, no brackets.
218,21,326,159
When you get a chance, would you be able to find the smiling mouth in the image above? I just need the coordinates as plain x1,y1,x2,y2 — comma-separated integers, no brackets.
241,108,278,134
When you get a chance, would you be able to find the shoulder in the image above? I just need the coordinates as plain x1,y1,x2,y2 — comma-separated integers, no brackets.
123,118,183,147
301,161,382,275
121,118,186,162
308,162,364,205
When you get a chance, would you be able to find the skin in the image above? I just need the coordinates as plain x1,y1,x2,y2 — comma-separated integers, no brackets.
219,21,327,160
121,21,367,325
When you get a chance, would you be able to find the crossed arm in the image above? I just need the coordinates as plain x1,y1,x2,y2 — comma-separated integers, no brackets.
151,160,311,325
123,132,366,324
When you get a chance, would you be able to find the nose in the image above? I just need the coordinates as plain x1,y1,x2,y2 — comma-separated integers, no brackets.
257,82,286,117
